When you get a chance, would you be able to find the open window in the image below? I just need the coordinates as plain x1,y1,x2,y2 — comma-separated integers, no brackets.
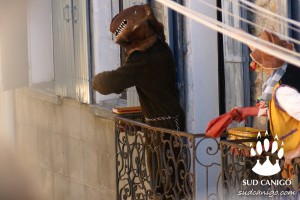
117,0,184,108
89,0,184,109
119,0,151,107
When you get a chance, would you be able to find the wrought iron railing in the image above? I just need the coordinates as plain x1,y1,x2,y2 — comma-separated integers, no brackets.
221,139,300,200
115,114,300,200
115,114,222,200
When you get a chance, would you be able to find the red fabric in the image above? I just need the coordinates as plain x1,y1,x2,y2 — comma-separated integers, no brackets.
205,108,240,138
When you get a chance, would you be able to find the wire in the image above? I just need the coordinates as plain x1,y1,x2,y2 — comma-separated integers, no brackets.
154,0,300,67
194,0,300,47
228,0,300,35
237,0,300,29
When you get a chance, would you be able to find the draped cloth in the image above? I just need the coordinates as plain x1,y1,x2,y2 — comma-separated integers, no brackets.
206,108,241,138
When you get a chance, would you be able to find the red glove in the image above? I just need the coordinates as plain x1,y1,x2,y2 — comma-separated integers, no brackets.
205,107,259,138
233,107,259,122
205,108,241,138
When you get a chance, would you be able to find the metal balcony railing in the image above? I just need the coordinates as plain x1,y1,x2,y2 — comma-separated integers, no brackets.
221,139,300,200
115,114,300,200
115,114,222,200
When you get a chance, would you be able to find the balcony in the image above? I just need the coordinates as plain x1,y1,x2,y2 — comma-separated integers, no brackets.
115,114,299,200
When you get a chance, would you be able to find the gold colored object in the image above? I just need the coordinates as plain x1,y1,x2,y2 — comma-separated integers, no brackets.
228,127,265,147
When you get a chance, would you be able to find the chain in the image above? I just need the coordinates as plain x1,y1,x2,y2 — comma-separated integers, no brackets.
175,117,180,131
145,116,172,121
145,115,180,131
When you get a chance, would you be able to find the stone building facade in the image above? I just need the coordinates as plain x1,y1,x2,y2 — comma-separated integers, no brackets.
14,84,116,200
0,0,293,199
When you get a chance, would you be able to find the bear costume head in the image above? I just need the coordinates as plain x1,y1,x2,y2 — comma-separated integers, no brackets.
110,4,165,57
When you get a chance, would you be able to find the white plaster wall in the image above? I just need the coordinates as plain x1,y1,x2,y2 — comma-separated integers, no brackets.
183,2,220,198
0,40,2,90
91,0,121,102
0,0,29,90
0,34,15,147
27,0,54,84
184,0,219,133
0,90,15,147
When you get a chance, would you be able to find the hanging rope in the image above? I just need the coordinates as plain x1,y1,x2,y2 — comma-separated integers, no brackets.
229,0,300,35
193,0,300,45
154,0,300,67
237,0,300,29
194,0,300,47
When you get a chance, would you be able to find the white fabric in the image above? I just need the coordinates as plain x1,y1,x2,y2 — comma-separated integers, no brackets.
276,86,300,121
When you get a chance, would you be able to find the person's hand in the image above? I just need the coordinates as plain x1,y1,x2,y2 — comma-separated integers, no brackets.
284,144,300,164
259,100,267,109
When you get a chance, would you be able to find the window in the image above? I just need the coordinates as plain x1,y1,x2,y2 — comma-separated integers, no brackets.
118,0,179,107
90,0,183,107
52,0,91,103
119,0,147,106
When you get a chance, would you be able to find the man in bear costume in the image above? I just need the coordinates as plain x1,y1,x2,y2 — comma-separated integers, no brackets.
92,5,184,131
92,5,187,199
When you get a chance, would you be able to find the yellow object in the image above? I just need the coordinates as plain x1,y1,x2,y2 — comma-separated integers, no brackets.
269,84,300,152
228,127,265,147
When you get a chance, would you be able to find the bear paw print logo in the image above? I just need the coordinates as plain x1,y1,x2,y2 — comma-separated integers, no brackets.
250,132,284,176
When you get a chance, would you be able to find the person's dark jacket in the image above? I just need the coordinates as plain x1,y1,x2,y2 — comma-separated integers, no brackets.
280,64,300,92
92,40,184,131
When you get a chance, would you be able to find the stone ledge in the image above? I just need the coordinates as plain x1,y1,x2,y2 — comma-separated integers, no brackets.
18,81,129,120
18,81,62,105
90,99,126,120
90,104,116,120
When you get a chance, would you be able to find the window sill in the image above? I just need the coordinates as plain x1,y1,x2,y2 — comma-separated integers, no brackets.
90,98,127,120
19,81,130,120
19,81,62,105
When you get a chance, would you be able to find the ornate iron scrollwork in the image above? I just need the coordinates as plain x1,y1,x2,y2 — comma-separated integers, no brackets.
115,115,222,200
221,140,300,200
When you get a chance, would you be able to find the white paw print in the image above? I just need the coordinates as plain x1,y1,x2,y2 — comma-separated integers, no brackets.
250,131,284,176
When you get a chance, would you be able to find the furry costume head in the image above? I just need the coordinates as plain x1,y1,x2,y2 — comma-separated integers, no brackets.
110,4,165,56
